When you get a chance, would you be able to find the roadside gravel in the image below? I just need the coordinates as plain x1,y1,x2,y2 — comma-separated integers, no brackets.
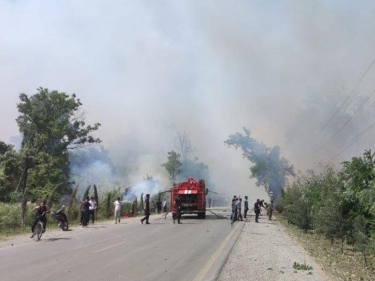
218,214,339,281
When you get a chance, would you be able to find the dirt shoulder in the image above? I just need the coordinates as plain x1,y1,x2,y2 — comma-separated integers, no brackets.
218,214,340,281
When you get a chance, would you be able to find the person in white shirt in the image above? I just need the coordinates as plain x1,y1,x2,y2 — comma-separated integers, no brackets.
163,198,167,212
114,197,122,224
89,197,97,224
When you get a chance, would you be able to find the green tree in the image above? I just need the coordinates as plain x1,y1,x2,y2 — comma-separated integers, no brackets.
162,151,182,183
16,87,101,225
0,142,22,202
225,127,295,200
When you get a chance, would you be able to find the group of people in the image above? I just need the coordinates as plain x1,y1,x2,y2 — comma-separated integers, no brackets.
231,196,273,225
230,195,247,225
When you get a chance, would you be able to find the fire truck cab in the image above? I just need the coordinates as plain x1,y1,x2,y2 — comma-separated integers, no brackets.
170,177,207,219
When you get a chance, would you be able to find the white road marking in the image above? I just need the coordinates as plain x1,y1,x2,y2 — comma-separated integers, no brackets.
93,242,127,253
192,222,241,281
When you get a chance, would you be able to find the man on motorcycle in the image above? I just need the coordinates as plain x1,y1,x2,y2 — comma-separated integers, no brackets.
30,200,51,238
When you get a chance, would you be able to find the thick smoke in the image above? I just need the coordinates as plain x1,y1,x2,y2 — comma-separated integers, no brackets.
123,177,162,202
1,1,375,202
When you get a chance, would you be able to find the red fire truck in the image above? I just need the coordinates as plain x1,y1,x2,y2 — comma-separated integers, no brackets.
170,177,207,219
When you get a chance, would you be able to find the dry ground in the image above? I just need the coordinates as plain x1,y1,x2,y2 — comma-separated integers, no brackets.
279,219,375,281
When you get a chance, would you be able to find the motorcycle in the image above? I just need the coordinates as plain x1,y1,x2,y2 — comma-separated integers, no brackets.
53,205,69,231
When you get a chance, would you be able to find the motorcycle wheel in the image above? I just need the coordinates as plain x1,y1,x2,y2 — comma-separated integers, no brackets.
35,221,43,241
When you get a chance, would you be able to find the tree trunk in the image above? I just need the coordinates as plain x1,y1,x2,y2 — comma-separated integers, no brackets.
21,157,30,228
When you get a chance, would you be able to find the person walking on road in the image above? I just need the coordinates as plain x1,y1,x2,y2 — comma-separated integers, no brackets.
140,194,151,224
114,197,122,224
163,198,167,212
237,197,243,221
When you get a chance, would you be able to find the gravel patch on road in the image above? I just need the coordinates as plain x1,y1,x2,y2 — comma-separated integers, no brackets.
218,215,338,281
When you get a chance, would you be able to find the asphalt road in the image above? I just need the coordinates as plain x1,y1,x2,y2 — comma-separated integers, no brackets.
0,209,241,281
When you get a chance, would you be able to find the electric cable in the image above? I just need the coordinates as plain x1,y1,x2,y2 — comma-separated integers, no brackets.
314,89,375,153
329,121,375,161
315,57,375,138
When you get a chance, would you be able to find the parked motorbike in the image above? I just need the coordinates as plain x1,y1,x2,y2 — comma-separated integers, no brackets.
53,205,69,231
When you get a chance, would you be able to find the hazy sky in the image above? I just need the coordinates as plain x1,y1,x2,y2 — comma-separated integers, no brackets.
1,1,375,200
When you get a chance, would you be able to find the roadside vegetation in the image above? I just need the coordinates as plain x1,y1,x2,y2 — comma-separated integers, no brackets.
0,88,213,238
226,128,375,280
276,150,375,280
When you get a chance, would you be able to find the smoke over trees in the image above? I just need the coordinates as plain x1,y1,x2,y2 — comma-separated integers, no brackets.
172,132,210,184
225,127,295,200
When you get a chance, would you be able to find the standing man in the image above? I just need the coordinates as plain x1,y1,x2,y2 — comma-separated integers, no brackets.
82,197,91,227
237,197,243,221
173,196,182,224
244,196,249,220
156,198,162,214
254,199,261,223
89,196,97,225
114,197,122,224
140,194,150,224
231,196,238,226
163,198,167,212
268,201,274,220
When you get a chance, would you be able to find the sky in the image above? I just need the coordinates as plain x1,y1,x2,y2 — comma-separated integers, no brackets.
1,0,375,201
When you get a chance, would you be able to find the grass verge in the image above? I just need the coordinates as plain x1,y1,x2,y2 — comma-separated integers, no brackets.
279,216,375,281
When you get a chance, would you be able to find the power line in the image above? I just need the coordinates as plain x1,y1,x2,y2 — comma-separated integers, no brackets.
314,88,375,153
315,57,375,138
329,121,375,161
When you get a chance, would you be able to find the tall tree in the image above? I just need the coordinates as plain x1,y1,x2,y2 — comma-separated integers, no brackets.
0,141,22,202
225,127,295,200
173,132,210,183
162,151,182,183
16,87,101,225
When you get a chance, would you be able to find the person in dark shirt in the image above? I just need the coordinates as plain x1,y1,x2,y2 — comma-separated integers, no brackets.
231,196,238,226
254,199,261,223
140,194,151,224
82,196,91,227
30,200,50,238
156,199,162,214
173,196,182,224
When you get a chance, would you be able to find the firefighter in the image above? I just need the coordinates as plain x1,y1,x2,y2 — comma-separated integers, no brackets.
173,196,182,224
